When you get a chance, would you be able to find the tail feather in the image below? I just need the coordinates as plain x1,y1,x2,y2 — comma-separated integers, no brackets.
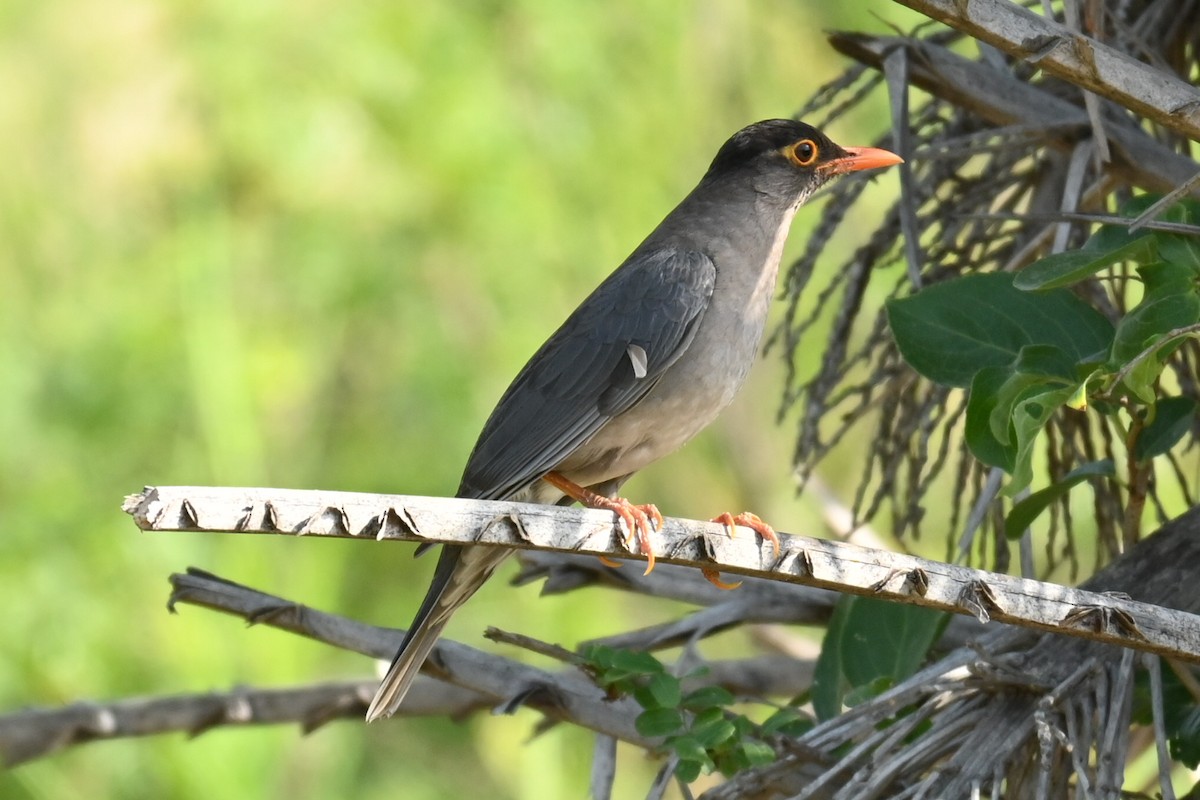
365,544,512,722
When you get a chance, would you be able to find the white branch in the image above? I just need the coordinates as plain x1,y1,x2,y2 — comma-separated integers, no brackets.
124,486,1200,665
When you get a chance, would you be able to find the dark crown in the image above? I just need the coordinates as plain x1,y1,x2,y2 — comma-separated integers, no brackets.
706,119,838,175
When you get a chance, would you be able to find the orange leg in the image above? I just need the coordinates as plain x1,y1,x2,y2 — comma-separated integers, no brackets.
706,511,781,590
543,471,664,575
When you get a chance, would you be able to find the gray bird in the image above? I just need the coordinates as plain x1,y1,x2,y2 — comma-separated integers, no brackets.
366,119,901,721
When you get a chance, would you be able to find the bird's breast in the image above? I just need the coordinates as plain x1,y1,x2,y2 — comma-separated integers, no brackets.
554,207,793,489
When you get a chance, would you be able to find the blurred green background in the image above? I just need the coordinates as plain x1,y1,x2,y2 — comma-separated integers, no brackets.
0,1,914,797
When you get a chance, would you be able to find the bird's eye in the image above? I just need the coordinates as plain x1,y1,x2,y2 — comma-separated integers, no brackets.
787,139,819,167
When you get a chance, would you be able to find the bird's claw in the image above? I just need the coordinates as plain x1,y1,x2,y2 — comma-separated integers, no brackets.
712,511,780,556
705,511,779,589
702,568,742,590
540,472,663,575
602,498,662,575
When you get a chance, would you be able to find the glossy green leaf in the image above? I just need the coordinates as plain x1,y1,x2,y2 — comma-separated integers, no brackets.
1134,397,1199,461
887,272,1114,388
1004,460,1115,539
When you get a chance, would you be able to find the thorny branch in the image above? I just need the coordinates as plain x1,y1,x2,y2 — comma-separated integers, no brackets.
123,485,1200,664
5,490,1197,799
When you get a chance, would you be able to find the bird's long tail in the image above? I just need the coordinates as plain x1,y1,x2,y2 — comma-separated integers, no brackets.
365,544,513,722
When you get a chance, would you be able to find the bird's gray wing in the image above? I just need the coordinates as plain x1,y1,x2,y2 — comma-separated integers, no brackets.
457,247,717,501
366,248,715,722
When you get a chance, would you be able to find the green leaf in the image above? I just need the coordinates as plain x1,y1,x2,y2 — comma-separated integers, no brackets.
690,709,737,748
1134,397,1199,461
669,734,710,764
593,647,664,685
811,597,850,721
642,673,681,709
731,715,755,736
965,366,1018,470
1112,291,1200,364
1159,199,1200,270
584,644,666,686
1140,259,1197,298
1132,665,1200,768
1004,460,1115,539
840,598,946,687
844,676,893,707
761,707,814,737
1006,384,1077,493
1173,708,1200,768
611,648,664,674
673,756,705,783
680,685,734,711
580,644,614,669
736,740,776,768
1013,344,1082,381
635,707,684,737
1120,193,1163,217
813,595,948,720
1014,233,1155,290
987,370,1057,445
887,272,1114,388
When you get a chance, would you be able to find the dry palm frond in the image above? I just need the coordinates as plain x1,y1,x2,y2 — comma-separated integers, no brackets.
777,0,1200,574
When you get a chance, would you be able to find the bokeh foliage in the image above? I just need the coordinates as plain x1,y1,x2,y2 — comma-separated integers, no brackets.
0,1,907,797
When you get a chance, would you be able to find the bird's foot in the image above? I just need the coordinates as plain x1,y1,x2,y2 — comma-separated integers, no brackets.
705,512,780,590
701,568,742,590
592,495,662,575
542,471,662,575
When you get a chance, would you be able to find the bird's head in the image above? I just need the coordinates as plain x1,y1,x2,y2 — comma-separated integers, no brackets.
704,119,902,205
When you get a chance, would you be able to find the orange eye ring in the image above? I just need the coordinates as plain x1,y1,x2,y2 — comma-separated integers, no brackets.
786,139,819,167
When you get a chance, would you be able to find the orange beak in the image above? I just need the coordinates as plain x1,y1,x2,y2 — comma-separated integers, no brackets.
819,146,904,175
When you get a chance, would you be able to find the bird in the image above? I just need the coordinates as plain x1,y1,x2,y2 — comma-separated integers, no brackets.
365,119,901,722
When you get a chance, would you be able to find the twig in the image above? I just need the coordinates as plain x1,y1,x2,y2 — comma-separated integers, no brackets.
165,568,651,746
0,681,378,767
1144,654,1177,800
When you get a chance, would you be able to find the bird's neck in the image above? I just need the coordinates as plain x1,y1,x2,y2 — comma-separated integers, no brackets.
645,174,802,281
